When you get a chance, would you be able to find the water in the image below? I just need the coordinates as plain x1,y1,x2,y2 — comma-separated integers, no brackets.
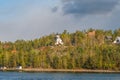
0,71,120,80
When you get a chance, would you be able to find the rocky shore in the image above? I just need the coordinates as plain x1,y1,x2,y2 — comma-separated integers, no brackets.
1,68,120,73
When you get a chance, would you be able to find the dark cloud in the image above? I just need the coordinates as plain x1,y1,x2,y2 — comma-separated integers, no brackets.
60,0,119,15
52,6,58,12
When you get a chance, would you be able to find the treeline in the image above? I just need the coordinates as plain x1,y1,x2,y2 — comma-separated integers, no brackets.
0,29,120,70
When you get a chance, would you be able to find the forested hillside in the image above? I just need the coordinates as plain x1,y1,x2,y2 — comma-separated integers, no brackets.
0,29,120,70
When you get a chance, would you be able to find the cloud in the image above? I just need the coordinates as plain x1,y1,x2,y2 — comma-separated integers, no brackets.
1,0,120,42
52,6,58,12
0,4,77,42
60,0,119,16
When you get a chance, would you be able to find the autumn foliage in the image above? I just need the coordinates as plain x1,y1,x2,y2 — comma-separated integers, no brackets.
0,29,120,70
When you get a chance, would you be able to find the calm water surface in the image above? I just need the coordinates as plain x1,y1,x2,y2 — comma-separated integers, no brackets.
0,71,120,80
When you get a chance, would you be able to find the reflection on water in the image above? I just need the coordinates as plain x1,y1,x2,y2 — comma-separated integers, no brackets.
0,71,120,80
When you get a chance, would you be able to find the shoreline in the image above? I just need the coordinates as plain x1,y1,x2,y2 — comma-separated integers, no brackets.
1,68,120,73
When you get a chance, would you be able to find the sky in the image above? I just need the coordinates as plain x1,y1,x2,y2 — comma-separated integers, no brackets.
0,0,120,42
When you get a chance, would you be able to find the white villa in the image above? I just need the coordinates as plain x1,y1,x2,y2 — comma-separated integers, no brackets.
113,37,120,44
55,35,63,45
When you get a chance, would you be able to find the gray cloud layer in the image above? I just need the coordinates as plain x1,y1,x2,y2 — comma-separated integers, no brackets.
60,0,119,15
0,0,120,42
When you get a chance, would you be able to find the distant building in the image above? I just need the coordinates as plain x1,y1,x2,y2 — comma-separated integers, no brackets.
113,37,120,44
0,66,7,70
55,35,63,45
105,36,112,41
16,66,22,70
87,30,96,38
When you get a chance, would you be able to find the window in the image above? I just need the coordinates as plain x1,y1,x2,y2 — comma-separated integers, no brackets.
117,39,119,42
